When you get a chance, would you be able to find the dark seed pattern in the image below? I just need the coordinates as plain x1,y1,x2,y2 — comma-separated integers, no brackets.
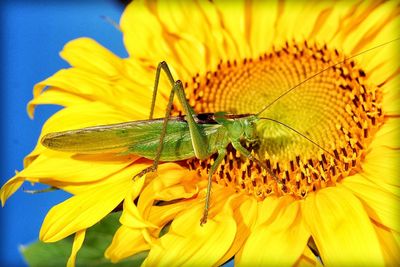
178,42,384,200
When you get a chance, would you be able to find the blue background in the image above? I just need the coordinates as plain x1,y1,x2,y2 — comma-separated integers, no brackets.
0,1,127,265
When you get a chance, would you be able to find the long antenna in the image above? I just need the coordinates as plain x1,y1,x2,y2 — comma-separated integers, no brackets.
259,117,336,159
256,37,400,116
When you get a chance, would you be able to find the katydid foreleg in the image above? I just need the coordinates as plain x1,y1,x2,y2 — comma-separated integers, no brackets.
232,141,282,185
200,148,227,225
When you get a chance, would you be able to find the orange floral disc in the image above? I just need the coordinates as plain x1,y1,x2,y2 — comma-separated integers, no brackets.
183,41,384,200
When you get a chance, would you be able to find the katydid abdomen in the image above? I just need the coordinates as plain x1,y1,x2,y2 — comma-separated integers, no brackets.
42,116,227,161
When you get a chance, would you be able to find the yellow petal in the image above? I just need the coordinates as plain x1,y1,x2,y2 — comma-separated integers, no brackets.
213,0,253,59
137,164,196,217
143,195,236,267
40,102,135,135
362,119,400,195
247,0,280,57
30,68,150,118
341,174,400,232
154,176,199,201
0,175,24,206
254,195,294,226
40,177,132,242
271,1,338,45
55,163,148,196
374,225,400,265
17,150,133,184
216,195,257,266
326,1,397,54
43,69,107,101
120,60,171,119
105,225,150,263
293,245,321,267
121,2,167,62
121,0,215,82
146,200,197,237
237,198,309,266
120,178,158,229
362,145,400,194
60,38,123,77
295,242,327,267
27,89,90,119
382,74,400,116
150,0,226,75
349,1,399,80
370,118,400,149
67,230,86,267
31,69,115,115
303,187,385,265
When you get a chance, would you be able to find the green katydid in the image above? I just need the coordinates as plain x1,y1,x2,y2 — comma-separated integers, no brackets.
41,38,398,224
42,62,284,225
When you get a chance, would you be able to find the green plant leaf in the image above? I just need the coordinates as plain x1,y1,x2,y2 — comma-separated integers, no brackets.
21,212,148,266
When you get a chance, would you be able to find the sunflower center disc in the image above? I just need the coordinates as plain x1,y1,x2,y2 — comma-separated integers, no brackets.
183,41,384,199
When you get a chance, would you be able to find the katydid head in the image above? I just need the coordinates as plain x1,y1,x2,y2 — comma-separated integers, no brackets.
241,115,259,142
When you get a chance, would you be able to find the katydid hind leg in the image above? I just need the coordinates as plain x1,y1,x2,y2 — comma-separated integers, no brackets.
148,63,162,120
200,149,227,225
135,62,177,179
148,80,177,175
149,79,208,176
175,80,209,159
149,62,209,166
149,62,176,120
137,62,207,180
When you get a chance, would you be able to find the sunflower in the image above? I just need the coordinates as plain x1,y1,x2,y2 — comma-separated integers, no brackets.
1,0,399,266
